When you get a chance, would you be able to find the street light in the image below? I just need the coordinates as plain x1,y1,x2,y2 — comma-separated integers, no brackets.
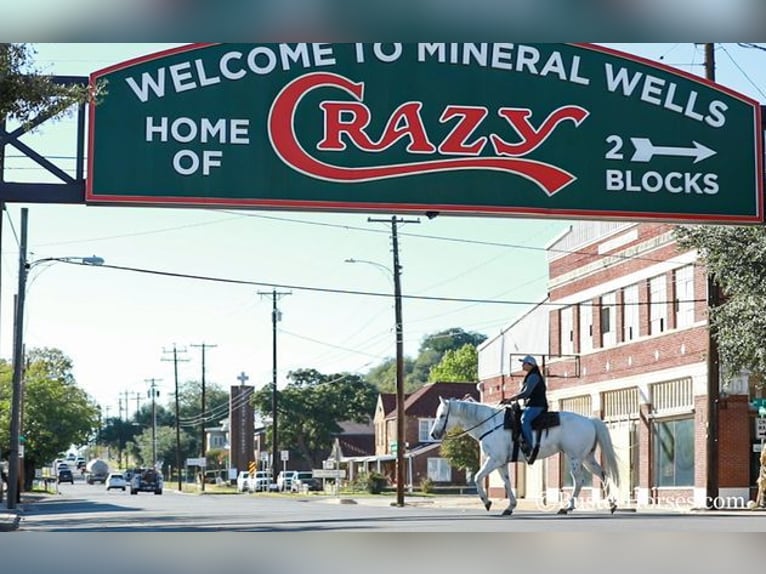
7,207,105,509
344,258,394,287
345,254,407,506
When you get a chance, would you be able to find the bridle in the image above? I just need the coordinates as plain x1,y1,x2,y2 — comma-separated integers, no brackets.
437,399,506,440
434,400,452,439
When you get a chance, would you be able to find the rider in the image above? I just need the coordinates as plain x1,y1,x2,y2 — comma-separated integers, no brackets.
507,355,548,462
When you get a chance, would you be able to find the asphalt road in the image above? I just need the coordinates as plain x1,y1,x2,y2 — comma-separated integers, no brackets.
13,480,766,532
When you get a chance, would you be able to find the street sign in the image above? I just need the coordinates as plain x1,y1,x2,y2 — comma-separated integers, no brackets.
313,469,346,479
88,43,763,223
756,418,766,440
186,457,207,467
281,450,289,462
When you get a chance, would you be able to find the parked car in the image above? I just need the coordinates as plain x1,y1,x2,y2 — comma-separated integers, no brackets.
247,470,273,493
106,473,127,491
57,468,74,484
276,471,293,492
236,471,250,492
290,471,321,493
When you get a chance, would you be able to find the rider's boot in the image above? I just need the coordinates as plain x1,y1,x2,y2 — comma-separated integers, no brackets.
520,439,533,464
527,444,540,465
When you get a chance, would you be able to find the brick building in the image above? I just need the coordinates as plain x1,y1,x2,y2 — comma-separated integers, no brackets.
478,221,756,508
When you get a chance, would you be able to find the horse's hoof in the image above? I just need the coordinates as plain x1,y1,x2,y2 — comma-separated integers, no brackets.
484,501,492,512
557,508,569,515
501,508,514,516
610,504,618,515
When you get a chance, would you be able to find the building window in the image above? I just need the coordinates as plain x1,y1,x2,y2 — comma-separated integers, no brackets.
427,457,452,482
419,418,436,442
561,306,574,355
601,292,616,347
674,265,695,329
653,418,694,487
580,301,593,354
649,275,667,335
622,284,639,342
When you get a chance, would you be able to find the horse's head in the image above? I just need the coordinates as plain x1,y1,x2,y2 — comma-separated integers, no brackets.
430,396,452,440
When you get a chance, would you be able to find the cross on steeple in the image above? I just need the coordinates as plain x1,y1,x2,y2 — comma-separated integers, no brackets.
237,371,249,385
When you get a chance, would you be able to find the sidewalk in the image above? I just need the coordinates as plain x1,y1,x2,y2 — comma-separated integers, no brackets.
0,493,49,531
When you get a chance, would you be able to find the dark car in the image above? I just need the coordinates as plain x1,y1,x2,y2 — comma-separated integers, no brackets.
291,471,322,493
57,468,74,484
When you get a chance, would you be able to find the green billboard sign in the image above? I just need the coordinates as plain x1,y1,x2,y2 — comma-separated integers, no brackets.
88,43,764,223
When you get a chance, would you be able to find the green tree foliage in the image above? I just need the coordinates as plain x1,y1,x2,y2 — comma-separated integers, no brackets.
175,380,229,453
365,357,416,393
428,344,479,382
132,425,194,471
675,225,766,384
420,328,488,354
0,349,100,485
250,368,378,467
98,417,142,458
407,328,487,388
366,328,487,392
439,426,480,474
1,43,97,124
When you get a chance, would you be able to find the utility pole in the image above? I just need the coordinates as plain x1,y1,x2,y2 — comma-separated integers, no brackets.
191,343,216,491
163,344,189,492
368,215,420,507
117,393,124,468
702,41,720,509
258,290,291,477
7,208,28,510
131,391,142,421
145,379,161,469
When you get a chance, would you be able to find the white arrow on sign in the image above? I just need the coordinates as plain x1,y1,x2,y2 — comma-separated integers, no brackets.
630,138,717,164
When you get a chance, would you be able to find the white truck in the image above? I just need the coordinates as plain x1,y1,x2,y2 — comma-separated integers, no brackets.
85,459,109,485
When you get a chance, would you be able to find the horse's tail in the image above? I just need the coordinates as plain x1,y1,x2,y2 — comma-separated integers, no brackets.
591,418,620,488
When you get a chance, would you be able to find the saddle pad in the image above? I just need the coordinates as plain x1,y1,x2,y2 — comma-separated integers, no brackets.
532,411,560,430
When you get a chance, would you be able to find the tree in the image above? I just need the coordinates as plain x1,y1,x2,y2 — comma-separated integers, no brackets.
408,328,488,388
0,348,101,489
1,43,96,124
419,328,487,354
365,357,416,393
132,425,194,472
250,368,378,468
429,344,479,382
439,426,480,477
675,225,766,385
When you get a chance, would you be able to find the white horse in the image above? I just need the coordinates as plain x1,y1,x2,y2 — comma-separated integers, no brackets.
429,397,620,516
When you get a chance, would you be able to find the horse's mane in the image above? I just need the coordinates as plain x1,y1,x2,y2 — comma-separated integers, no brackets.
449,397,500,418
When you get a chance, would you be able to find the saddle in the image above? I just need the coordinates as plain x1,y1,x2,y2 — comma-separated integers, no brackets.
503,402,560,464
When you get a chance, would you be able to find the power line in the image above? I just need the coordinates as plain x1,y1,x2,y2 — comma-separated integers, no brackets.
77,260,707,308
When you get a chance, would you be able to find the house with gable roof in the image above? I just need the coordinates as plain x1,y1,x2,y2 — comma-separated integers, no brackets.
344,381,481,488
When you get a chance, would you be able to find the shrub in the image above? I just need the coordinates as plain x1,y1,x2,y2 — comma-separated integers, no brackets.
363,471,387,494
420,477,434,494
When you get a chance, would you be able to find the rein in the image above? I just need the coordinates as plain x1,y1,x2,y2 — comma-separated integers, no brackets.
446,401,506,440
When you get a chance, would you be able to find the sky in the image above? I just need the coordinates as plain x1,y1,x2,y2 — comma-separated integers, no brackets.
1,43,765,419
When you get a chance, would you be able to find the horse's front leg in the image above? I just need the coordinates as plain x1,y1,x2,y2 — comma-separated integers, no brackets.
496,465,516,516
473,456,503,512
